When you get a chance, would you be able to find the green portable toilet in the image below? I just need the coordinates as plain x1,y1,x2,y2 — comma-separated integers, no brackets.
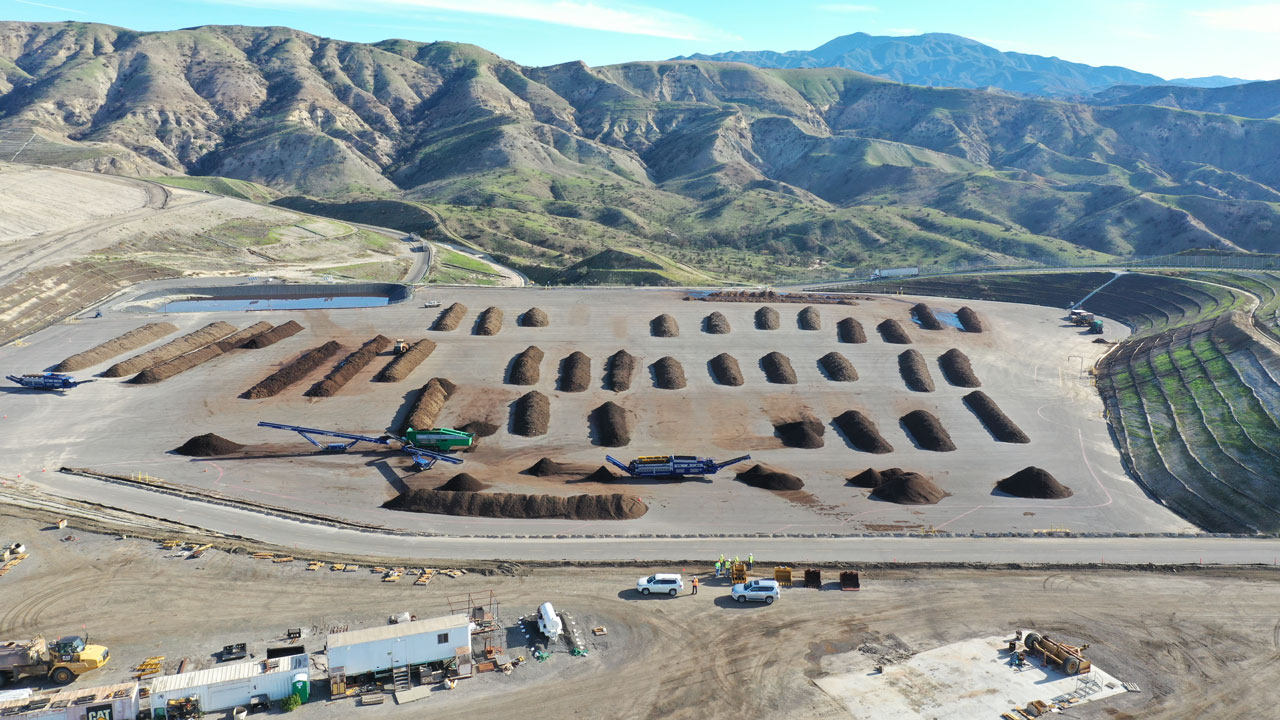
292,673,310,703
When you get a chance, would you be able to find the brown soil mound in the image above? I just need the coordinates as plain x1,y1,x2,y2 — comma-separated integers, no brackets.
877,319,912,344
583,466,621,482
997,466,1072,499
912,303,944,330
558,351,591,392
704,311,730,334
776,418,825,449
755,307,780,330
735,464,804,491
901,410,956,451
375,339,436,382
512,390,550,436
474,307,503,336
242,340,342,399
508,346,545,385
403,377,458,433
55,322,178,372
819,352,857,381
174,433,244,457
837,317,866,343
385,489,647,520
761,351,798,384
590,401,631,447
898,349,935,392
606,350,636,391
456,420,498,437
964,391,1030,443
651,313,679,337
871,470,948,504
833,410,894,453
432,303,468,331
241,320,303,349
939,348,981,388
797,306,821,330
307,335,391,397
519,307,550,327
848,468,883,488
957,306,984,333
652,356,687,389
524,458,575,476
213,322,275,352
130,343,228,384
709,353,744,386
103,321,237,377
436,473,489,492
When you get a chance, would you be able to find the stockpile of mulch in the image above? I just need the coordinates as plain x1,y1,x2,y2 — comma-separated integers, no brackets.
174,433,244,457
735,464,804,491
384,489,648,520
709,353,744,386
651,314,679,337
876,319,912,344
241,341,343,399
704,311,730,334
901,410,956,451
456,420,498,437
307,335,392,397
511,390,550,436
912,303,944,330
963,391,1030,443
103,321,237,377
558,351,591,392
436,473,489,492
898,349,935,392
652,356,687,389
519,307,550,327
524,458,575,476
508,346,545,385
848,467,884,488
996,466,1072,499
957,307,983,333
798,306,821,330
402,377,458,433
590,401,631,447
375,338,436,382
130,342,229,384
474,307,503,336
833,410,894,453
241,320,303,349
432,303,468,331
214,321,274,352
775,418,825,449
55,322,178,372
693,290,856,305
938,348,981,387
582,466,621,482
755,307,780,330
837,317,866,343
606,350,636,391
819,352,857,381
761,351,798,384
871,469,948,505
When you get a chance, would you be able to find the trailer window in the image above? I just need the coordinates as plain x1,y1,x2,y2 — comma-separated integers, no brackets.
437,633,449,644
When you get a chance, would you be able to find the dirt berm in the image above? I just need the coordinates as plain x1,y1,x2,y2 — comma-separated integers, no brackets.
837,317,866,343
474,307,503,336
735,464,804,490
957,307,984,333
241,321,303,349
243,341,343,399
103,322,237,377
130,342,228,384
437,473,489,492
704,311,730,334
651,314,679,337
307,335,391,397
755,307,779,330
963,391,1030,443
519,307,549,327
606,350,636,391
798,306,821,330
997,466,1072,498
775,418,825,449
833,410,893,453
508,346,545,385
174,433,244,457
912,303,944,330
375,339,436,382
384,489,647,520
898,349,935,392
901,410,956,452
761,351,798,384
402,377,458,433
511,391,550,436
877,319,912,344
871,469,948,504
559,351,591,392
819,352,857,381
55,322,177,372
652,356,686,389
432,303,468,331
213,322,275,352
709,353,744,386
939,348,981,387
590,401,631,447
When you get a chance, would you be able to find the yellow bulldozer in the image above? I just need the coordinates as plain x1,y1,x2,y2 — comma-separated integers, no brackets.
1023,631,1091,675
0,635,110,685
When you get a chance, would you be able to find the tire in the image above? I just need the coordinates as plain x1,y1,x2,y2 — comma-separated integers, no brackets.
1064,657,1080,674
50,667,74,684
669,589,677,596
640,588,650,595
765,595,775,605
1023,632,1042,652
736,595,745,603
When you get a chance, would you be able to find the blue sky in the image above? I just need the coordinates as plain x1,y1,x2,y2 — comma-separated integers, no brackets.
6,0,1278,79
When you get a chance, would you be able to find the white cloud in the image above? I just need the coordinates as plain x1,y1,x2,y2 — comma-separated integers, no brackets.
1191,3,1280,32
13,0,87,12
818,3,877,12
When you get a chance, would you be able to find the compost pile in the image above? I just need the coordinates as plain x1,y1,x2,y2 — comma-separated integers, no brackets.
709,353,744,386
837,317,866,344
912,303,944,330
964,391,1030,443
241,320,303,349
704,311,731,334
558,351,591,392
174,433,244,457
307,335,391,397
242,341,343,399
898,349,936,392
508,346,545,385
735,464,804,491
103,322,236,377
474,307,503,336
797,306,821,330
214,321,274,352
935,349,978,387
957,307,984,333
456,420,498,437
432,303,468,331
819,352,857,381
385,490,648,520
582,466,621,482
590,401,631,447
130,343,228,384
997,466,1072,499
848,468,884,488
901,410,956,451
755,306,780,330
870,470,948,505
761,351,798,384
524,458,575,476
652,356,687,389
606,350,636,391
775,418,825,449
403,377,457,433
375,339,436,382
512,391,550,436
833,410,894,453
693,290,856,305
651,314,679,337
876,319,912,344
436,473,489,492
54,322,178,372
519,307,550,327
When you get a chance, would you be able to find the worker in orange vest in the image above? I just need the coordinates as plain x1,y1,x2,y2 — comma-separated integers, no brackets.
691,576,699,595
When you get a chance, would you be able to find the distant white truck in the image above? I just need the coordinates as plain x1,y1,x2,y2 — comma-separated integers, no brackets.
870,267,919,280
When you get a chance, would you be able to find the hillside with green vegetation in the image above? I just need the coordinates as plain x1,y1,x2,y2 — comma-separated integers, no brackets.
150,175,279,203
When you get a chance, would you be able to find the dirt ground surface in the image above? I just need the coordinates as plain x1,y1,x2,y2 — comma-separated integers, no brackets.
0,516,1277,720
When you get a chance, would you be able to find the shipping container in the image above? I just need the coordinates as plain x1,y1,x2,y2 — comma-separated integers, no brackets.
326,614,469,677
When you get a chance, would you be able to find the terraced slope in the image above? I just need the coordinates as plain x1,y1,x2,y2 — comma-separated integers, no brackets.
1175,271,1280,343
846,272,1115,310
1079,273,1249,337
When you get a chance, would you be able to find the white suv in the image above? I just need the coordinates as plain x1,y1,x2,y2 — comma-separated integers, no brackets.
731,579,780,604
637,573,684,596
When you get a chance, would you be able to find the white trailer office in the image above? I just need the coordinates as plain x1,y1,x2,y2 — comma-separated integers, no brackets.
147,654,308,715
326,614,470,677
0,682,139,720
